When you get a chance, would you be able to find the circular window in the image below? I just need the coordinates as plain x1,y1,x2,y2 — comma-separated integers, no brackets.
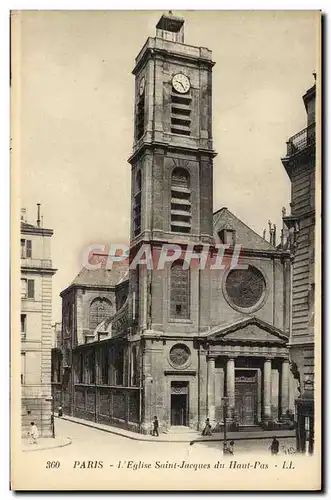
225,265,266,311
169,344,191,368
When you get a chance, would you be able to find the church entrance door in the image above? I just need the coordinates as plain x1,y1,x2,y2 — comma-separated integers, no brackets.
235,370,258,426
171,382,188,426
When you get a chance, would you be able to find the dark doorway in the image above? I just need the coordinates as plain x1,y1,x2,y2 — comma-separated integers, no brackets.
170,381,189,426
171,394,188,426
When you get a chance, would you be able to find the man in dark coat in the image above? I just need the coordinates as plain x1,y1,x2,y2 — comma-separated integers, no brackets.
270,436,280,455
152,416,159,436
202,418,212,436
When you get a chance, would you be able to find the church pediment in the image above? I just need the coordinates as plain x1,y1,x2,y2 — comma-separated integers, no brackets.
208,317,288,345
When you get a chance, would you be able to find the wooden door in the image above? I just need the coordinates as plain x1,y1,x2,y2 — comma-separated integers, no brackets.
235,374,257,426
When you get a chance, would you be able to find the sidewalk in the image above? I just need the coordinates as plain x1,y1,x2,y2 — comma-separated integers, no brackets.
61,415,295,443
22,435,72,452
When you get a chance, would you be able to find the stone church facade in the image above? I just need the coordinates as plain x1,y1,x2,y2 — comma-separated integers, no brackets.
53,13,296,434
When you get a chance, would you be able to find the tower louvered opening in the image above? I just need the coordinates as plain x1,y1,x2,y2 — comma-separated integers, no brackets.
171,168,191,233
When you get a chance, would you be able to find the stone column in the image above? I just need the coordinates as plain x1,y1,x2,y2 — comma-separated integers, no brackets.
281,359,290,417
263,359,272,421
226,358,235,419
198,349,208,430
207,357,215,421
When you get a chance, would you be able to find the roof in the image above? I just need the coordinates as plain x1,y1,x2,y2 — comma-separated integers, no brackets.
213,207,276,251
70,261,129,288
21,221,53,236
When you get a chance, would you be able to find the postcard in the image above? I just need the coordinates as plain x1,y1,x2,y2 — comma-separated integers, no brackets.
10,9,321,491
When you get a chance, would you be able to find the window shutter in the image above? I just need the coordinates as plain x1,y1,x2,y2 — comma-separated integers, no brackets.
20,239,26,258
21,279,27,298
26,240,32,258
27,279,35,299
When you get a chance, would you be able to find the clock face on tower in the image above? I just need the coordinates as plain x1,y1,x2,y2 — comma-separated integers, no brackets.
172,73,190,94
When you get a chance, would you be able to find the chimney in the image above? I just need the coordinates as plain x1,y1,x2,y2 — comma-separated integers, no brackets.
268,220,272,244
21,208,26,222
262,229,266,240
37,203,41,227
273,224,277,246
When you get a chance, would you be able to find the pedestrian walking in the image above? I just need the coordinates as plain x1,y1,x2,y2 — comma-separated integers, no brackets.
58,406,63,417
228,440,235,455
152,416,159,437
202,418,212,436
29,422,39,444
270,436,280,455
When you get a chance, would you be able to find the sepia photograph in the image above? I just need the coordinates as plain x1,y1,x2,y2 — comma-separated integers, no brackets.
10,9,321,491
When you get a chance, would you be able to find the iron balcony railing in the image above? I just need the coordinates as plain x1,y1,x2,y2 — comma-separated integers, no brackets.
286,123,315,156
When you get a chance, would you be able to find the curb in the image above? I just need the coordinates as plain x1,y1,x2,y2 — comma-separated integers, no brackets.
22,437,72,452
61,416,176,442
61,417,296,444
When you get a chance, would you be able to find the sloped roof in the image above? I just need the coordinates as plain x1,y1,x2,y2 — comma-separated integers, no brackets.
71,261,129,288
213,207,275,251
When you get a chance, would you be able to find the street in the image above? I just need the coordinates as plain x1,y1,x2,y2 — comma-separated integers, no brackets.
42,418,296,460
13,418,301,491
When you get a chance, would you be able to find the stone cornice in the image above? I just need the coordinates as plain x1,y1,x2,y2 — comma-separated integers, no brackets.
21,266,57,275
132,39,215,76
60,283,116,297
128,142,217,165
164,370,197,376
21,226,53,237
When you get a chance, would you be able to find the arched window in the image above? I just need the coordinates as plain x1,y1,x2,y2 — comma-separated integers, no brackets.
89,298,112,331
170,261,190,319
133,170,142,237
170,168,191,234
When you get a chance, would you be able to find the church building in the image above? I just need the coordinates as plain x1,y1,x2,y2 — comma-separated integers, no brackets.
53,13,296,434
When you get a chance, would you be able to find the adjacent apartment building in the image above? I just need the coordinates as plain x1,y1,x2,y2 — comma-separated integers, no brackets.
21,205,57,437
281,81,317,453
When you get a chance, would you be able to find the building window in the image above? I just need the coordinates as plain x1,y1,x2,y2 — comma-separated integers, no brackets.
136,89,145,140
101,348,109,385
170,261,190,319
169,344,191,367
131,346,138,386
21,279,34,299
88,352,96,385
21,239,32,258
219,229,236,246
57,358,61,383
78,353,84,383
21,314,26,340
170,168,191,234
21,353,26,384
225,265,266,311
89,298,112,331
115,347,124,386
133,170,142,237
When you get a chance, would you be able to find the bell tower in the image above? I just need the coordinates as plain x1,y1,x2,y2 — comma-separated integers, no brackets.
128,12,216,333
127,12,217,433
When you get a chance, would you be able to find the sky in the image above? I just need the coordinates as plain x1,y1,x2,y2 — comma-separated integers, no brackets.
17,10,320,322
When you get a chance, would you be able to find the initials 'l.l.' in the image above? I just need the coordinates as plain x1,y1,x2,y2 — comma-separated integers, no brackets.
282,460,295,469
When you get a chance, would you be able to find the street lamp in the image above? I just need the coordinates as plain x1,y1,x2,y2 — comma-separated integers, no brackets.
222,396,228,454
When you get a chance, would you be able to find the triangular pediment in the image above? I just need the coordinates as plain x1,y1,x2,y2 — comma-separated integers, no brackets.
208,317,288,345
